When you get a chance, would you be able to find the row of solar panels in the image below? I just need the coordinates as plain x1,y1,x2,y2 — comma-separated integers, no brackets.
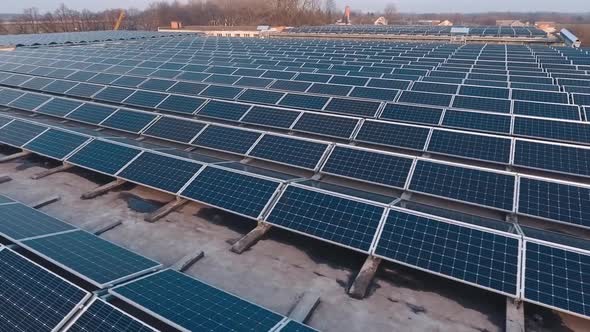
0,30,194,47
286,25,546,37
0,197,315,332
3,85,590,183
1,123,588,320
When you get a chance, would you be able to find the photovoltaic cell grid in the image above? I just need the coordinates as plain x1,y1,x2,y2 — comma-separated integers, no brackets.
442,110,511,134
0,120,47,147
266,185,386,252
248,135,328,169
118,152,203,194
375,209,520,295
241,106,300,129
192,125,261,154
197,100,250,120
65,298,156,332
292,113,359,139
36,98,83,117
514,140,590,177
67,140,141,175
355,121,430,151
21,230,161,287
0,202,75,240
23,129,90,160
181,166,280,218
143,117,206,143
0,248,89,332
110,269,284,332
380,103,443,125
322,146,413,188
518,178,590,228
409,161,515,211
426,130,511,164
100,110,157,133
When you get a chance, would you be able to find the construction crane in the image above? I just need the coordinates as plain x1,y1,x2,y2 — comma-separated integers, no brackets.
114,10,125,30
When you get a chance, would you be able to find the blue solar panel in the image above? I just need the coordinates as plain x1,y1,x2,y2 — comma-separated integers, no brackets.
452,95,511,113
8,93,51,111
266,185,386,252
513,101,580,120
248,135,328,169
66,103,117,124
94,86,135,103
181,166,280,218
398,91,452,107
24,129,89,160
66,83,104,98
292,112,358,139
124,90,168,108
101,109,157,133
197,100,251,120
143,117,206,143
0,89,25,105
118,152,203,193
409,161,515,211
412,81,458,95
88,73,121,85
139,78,176,91
308,83,352,96
235,76,274,88
20,76,54,90
459,85,510,99
0,119,47,147
355,120,430,150
193,125,261,154
199,85,243,99
168,81,208,95
427,130,512,163
380,103,443,125
270,80,312,92
0,202,76,240
205,74,240,84
350,87,399,101
442,110,511,134
374,209,519,295
238,89,285,104
67,140,141,175
324,97,381,117
240,106,300,129
514,140,590,177
278,93,329,110
518,177,590,228
66,297,156,332
322,146,413,188
513,117,590,144
512,89,569,104
0,248,89,332
157,95,205,114
110,269,284,332
112,75,146,88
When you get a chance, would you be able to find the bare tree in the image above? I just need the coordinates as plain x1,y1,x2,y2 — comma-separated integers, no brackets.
384,3,398,23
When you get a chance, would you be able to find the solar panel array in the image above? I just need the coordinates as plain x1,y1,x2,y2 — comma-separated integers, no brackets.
1,34,590,321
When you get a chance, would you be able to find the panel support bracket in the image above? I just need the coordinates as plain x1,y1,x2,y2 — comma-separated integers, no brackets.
287,291,321,323
348,255,382,299
171,250,205,272
144,198,188,223
81,179,126,200
230,221,272,254
31,163,74,180
0,150,31,163
0,174,12,184
505,297,524,332
30,195,60,209
92,220,123,236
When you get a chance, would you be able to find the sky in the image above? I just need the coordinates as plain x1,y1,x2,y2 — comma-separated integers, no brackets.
3,0,589,14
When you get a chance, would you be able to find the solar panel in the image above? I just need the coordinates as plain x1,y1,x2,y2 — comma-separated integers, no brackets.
24,129,90,160
0,119,47,147
118,152,203,193
1,74,32,86
452,95,511,113
349,87,399,101
124,90,168,108
167,81,208,95
36,98,83,117
374,208,520,295
0,194,13,204
143,117,206,143
367,78,410,90
66,83,104,98
513,117,590,144
21,230,161,288
20,76,54,90
459,85,510,99
196,100,250,120
192,125,262,154
308,83,352,96
512,89,569,104
238,89,285,104
292,112,358,139
8,93,51,111
157,95,205,114
112,75,146,88
199,85,243,99
88,73,121,85
355,120,430,150
323,97,381,117
94,86,135,103
248,135,328,169
514,140,590,177
110,269,284,332
513,101,580,120
426,130,512,163
278,93,329,110
42,80,78,94
409,160,515,211
139,78,176,91
442,110,511,134
270,79,312,92
240,106,300,129
65,297,157,332
398,91,452,107
66,70,98,82
266,185,386,252
0,202,75,240
380,103,443,125
101,109,157,133
180,166,280,218
67,140,141,175
412,81,458,95
0,248,90,332
66,103,117,124
518,177,590,228
322,146,413,188
236,76,274,88
0,89,25,105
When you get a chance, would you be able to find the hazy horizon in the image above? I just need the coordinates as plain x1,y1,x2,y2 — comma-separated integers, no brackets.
3,0,589,14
